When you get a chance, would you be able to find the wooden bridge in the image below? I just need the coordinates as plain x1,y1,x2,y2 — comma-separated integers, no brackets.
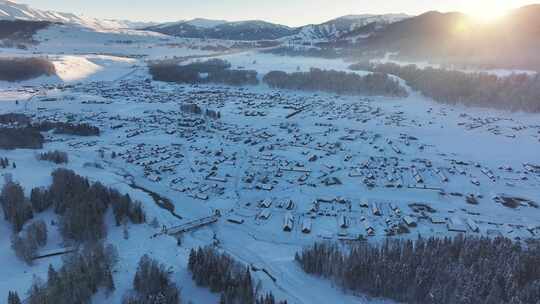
163,214,220,236
32,246,78,260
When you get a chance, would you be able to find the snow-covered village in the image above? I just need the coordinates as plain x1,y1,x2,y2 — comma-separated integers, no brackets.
1,1,540,303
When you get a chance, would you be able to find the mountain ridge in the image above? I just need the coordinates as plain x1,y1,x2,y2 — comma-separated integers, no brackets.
0,0,156,29
144,14,410,41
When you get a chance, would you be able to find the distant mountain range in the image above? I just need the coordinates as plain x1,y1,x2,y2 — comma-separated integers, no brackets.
277,14,410,42
144,19,297,41
0,0,156,29
142,4,540,70
356,4,540,69
2,0,540,70
144,14,410,41
0,0,409,40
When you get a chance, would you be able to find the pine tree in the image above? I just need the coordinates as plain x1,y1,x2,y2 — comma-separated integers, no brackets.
48,264,60,281
7,291,21,304
1,181,33,232
295,237,540,304
188,249,196,272
104,268,115,294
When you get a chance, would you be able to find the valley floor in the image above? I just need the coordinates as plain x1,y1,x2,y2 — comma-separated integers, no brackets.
1,31,539,303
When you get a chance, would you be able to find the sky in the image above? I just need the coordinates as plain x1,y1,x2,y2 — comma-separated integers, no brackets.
18,0,540,26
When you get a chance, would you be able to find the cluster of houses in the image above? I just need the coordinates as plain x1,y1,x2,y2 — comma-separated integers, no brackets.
236,193,534,240
12,77,538,243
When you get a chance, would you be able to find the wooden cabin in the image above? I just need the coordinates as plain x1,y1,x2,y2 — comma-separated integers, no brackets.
302,218,312,233
283,212,294,232
260,199,272,208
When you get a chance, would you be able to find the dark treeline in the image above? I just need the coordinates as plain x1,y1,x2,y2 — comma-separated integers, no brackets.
205,109,221,120
351,62,540,112
206,69,258,86
34,121,101,136
38,150,69,164
263,46,341,59
181,103,203,115
296,236,540,304
2,169,144,244
188,58,232,72
122,255,181,304
1,181,33,232
181,103,221,120
149,58,259,86
0,158,10,169
42,168,145,241
0,127,44,149
0,57,56,82
189,246,287,304
0,117,99,149
263,45,386,62
27,242,118,304
262,68,408,97
0,113,31,125
0,20,53,41
7,291,21,304
2,170,145,265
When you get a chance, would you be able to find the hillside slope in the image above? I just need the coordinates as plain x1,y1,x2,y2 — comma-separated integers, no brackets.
358,5,540,69
290,14,409,42
145,19,298,41
146,14,409,42
0,0,153,29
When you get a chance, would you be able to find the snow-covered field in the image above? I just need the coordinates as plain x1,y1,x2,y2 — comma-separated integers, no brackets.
372,54,539,76
1,27,540,303
32,24,220,59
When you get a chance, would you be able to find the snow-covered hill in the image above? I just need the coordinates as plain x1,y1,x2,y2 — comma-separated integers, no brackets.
185,18,228,28
289,14,410,42
0,0,154,30
1,1,407,41
146,14,410,42
145,19,297,41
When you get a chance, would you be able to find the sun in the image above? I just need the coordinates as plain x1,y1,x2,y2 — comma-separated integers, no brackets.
471,10,506,23
467,3,509,23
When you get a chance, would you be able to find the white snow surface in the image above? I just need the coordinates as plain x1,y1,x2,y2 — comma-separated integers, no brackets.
0,29,539,304
185,18,228,28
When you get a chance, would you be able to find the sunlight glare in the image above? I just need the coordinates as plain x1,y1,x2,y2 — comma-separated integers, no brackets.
467,3,508,23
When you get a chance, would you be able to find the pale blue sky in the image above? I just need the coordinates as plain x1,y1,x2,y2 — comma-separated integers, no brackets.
20,0,540,26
